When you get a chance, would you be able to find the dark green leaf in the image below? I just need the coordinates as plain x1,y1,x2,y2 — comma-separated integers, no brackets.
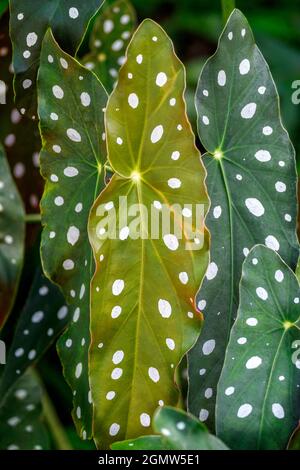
112,435,170,450
188,9,299,430
0,143,25,329
216,245,300,450
38,30,107,439
0,370,50,450
88,19,209,448
0,265,68,399
10,0,104,117
82,0,136,92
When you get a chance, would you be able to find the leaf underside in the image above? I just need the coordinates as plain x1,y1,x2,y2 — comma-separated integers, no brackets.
10,0,103,117
216,245,300,450
188,9,299,429
112,406,228,450
0,370,49,450
82,0,136,92
88,19,209,449
0,265,68,400
0,143,25,329
38,31,107,439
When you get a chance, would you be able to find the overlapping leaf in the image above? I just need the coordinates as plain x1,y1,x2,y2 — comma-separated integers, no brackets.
188,9,299,429
82,0,136,92
0,370,49,450
112,406,228,450
216,245,300,450
0,13,42,215
0,143,25,329
88,19,209,449
38,31,107,439
10,0,104,117
0,265,68,399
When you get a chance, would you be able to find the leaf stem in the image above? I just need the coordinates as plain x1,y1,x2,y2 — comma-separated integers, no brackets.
25,213,41,224
221,0,235,24
41,385,73,450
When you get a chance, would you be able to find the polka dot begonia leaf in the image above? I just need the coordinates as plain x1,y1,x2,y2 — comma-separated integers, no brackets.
88,19,209,449
0,143,25,329
38,31,107,440
0,265,69,398
10,0,104,117
82,0,136,92
112,406,228,450
0,13,43,216
0,370,50,450
188,9,299,430
216,245,300,450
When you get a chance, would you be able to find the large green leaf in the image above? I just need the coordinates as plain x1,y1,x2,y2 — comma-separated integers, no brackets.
112,406,228,450
0,370,50,450
38,31,107,439
0,13,42,216
82,0,136,92
88,19,209,449
188,9,299,429
216,245,300,450
0,265,68,400
10,0,104,117
0,143,25,329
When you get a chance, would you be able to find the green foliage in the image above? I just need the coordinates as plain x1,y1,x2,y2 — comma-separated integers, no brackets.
82,0,136,92
0,370,49,450
88,19,209,448
188,9,299,429
38,31,107,439
0,265,68,398
10,0,104,117
0,143,25,329
112,406,228,450
216,245,300,450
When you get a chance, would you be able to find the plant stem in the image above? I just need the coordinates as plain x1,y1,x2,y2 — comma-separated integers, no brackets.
221,0,235,24
41,386,73,450
25,213,41,223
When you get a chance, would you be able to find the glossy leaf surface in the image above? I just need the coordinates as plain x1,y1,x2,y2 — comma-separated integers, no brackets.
38,31,107,439
0,143,25,329
89,19,209,448
82,0,136,92
0,370,49,450
216,245,300,450
188,9,299,429
112,406,228,450
10,0,103,116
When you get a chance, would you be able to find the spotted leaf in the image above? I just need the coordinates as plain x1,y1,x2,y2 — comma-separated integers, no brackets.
38,31,107,439
216,245,300,450
0,370,50,450
88,20,209,448
112,406,228,450
10,0,104,117
82,0,136,92
0,143,25,329
0,13,42,216
0,265,68,398
188,9,299,429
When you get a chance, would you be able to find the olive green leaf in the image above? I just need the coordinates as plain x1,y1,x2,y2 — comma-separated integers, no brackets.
88,19,209,449
188,9,299,429
112,406,228,450
216,245,300,450
38,31,107,439
82,0,136,92
10,0,104,117
0,370,50,450
0,13,42,215
0,143,25,329
288,425,300,450
0,265,68,399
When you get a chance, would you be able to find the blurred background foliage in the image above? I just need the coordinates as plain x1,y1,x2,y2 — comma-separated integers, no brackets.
0,0,299,449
